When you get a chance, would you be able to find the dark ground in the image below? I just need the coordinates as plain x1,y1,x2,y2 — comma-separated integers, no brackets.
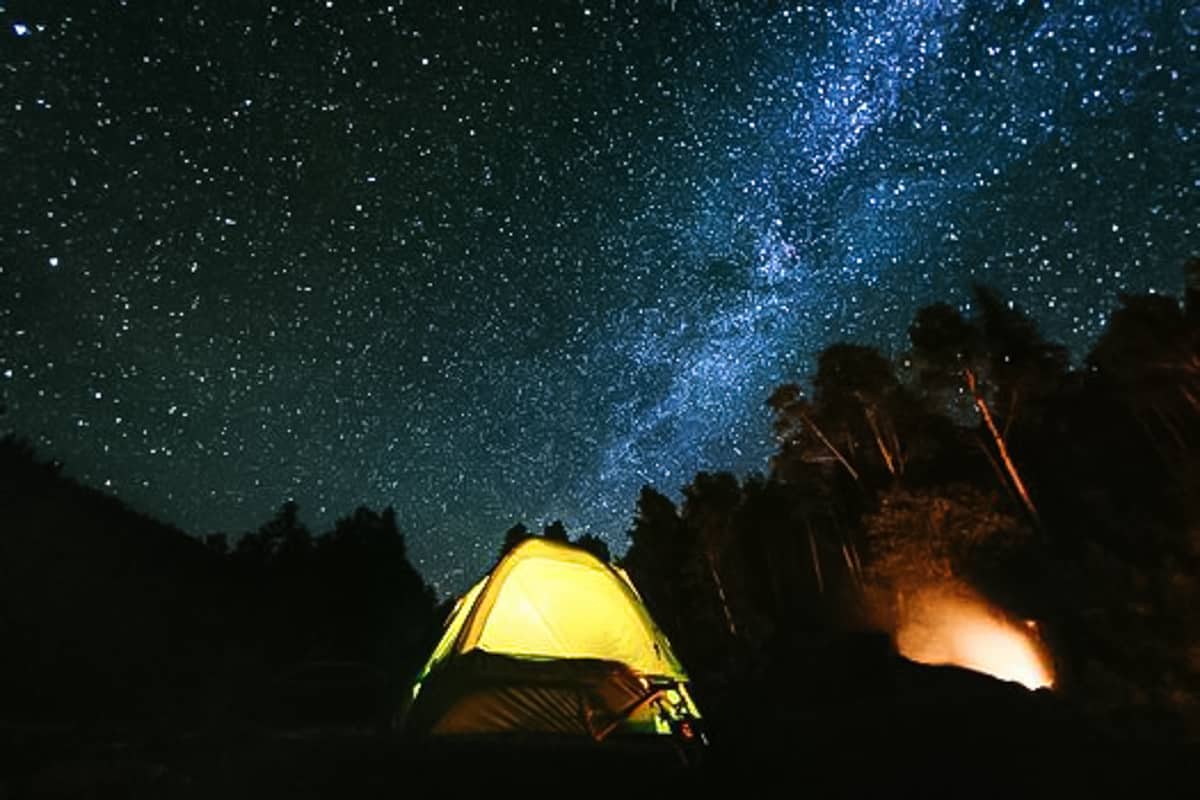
2,641,1194,799
4,405,1198,798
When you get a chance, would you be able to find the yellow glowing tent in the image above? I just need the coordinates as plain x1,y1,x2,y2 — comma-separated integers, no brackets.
404,538,702,742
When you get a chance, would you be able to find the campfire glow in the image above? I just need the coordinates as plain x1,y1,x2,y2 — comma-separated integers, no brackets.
894,586,1054,690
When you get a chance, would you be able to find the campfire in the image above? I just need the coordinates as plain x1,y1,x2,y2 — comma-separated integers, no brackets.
893,584,1054,690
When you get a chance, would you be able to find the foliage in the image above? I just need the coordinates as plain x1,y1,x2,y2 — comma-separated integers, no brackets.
859,484,1036,627
628,262,1200,733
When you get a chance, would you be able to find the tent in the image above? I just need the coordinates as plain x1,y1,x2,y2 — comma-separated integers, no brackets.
403,538,702,743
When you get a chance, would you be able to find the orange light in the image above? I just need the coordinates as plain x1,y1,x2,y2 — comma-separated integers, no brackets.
893,585,1054,690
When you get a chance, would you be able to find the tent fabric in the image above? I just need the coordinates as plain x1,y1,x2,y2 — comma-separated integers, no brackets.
425,578,485,671
407,538,700,739
408,651,657,737
418,538,687,684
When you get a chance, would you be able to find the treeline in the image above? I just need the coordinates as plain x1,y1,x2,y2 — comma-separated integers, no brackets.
216,501,434,673
0,442,622,728
0,441,439,725
620,259,1200,735
1,259,1197,738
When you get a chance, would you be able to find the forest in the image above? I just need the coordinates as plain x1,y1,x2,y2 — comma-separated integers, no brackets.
1,260,1198,791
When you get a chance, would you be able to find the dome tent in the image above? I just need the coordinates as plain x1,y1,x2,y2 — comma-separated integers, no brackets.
403,538,702,744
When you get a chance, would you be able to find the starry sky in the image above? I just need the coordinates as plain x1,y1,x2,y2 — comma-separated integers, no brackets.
2,1,1197,591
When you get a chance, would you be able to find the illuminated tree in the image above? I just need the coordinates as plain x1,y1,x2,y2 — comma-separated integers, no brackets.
767,383,860,483
907,287,1067,526
812,343,909,479
861,484,1034,623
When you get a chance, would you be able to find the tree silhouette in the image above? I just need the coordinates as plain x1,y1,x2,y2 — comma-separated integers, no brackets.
767,383,861,483
972,285,1070,435
498,522,532,559
542,519,569,542
204,533,229,555
861,484,1033,611
6,265,1200,754
1185,256,1200,322
574,532,611,563
623,486,696,648
811,345,931,482
234,523,272,568
734,473,853,632
233,499,312,570
0,434,62,483
317,506,435,671
271,500,314,568
908,290,1050,525
681,472,743,638
1090,292,1199,465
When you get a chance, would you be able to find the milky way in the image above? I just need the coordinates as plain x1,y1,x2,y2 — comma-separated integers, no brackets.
2,1,1197,591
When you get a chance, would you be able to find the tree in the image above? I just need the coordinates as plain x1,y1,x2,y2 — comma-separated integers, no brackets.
1185,256,1200,322
908,288,1063,526
812,344,908,479
768,383,860,483
1081,285,1200,567
623,486,694,641
1089,292,1200,464
626,486,690,565
860,484,1036,625
498,522,531,559
971,285,1069,437
681,472,744,637
734,473,852,629
0,434,62,483
768,344,951,489
237,500,312,568
542,520,569,542
204,533,229,556
317,506,435,670
574,532,611,563
862,485,1029,586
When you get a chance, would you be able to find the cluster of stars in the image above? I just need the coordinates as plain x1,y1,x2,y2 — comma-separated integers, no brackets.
1,1,1196,591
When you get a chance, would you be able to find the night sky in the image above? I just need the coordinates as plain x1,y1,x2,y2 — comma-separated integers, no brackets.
2,1,1197,591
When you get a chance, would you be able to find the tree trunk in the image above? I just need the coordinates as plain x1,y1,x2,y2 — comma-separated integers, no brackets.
840,540,862,590
807,522,825,595
973,432,1018,506
964,368,1041,525
705,550,739,638
889,424,906,475
1003,388,1021,440
797,408,860,482
863,405,899,477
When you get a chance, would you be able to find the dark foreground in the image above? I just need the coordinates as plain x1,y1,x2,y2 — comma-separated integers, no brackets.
4,647,1195,798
